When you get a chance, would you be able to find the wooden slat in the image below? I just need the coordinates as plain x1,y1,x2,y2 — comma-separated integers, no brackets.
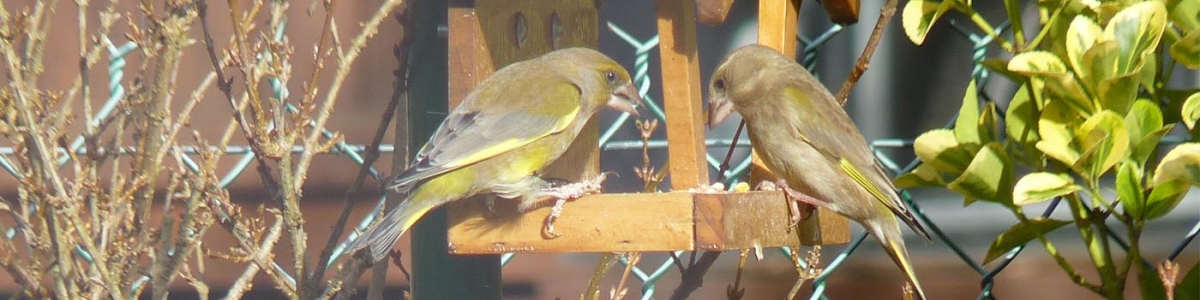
448,8,495,108
756,0,801,57
753,0,851,246
694,191,800,249
447,191,848,253
446,193,695,253
655,0,710,189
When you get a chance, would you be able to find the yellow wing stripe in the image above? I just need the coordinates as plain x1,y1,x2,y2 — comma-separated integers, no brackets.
444,106,581,169
798,131,893,208
838,158,891,204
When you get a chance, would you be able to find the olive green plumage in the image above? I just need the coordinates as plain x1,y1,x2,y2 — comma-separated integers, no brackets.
347,48,641,262
707,45,931,299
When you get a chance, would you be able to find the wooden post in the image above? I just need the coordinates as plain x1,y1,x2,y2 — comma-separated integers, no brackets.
753,0,850,245
757,0,800,57
748,0,801,197
655,0,710,189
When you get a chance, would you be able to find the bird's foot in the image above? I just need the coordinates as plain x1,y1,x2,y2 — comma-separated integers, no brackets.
533,172,610,238
772,179,822,230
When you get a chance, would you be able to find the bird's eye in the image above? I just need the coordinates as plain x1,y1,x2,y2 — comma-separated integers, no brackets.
714,79,725,91
605,71,617,83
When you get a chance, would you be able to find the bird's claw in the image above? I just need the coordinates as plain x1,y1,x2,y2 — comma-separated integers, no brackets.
540,172,608,199
773,179,821,231
538,173,610,239
787,201,818,231
543,198,568,238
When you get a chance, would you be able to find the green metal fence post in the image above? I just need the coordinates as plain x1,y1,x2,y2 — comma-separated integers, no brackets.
406,0,503,298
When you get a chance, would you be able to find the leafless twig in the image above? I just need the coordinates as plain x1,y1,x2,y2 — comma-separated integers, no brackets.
834,0,900,106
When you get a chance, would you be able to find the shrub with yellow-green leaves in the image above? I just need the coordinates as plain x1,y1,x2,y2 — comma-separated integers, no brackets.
900,0,1198,299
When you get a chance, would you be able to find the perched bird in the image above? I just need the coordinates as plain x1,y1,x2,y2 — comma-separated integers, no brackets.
706,45,931,299
348,48,642,262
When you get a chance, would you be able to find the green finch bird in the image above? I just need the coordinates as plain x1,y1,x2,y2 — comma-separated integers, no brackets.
706,45,931,299
347,48,642,262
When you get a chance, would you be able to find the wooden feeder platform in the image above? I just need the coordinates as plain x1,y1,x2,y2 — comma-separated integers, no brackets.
442,0,859,254
447,191,849,254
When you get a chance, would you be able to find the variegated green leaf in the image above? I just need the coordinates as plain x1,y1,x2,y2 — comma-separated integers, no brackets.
1074,110,1129,178
1171,29,1200,69
1013,172,1080,206
1006,84,1041,146
1145,180,1189,220
984,218,1071,264
1104,1,1168,75
914,129,978,174
949,143,1013,205
1168,0,1199,32
902,0,958,45
895,163,948,188
1183,92,1200,129
1117,161,1147,219
1037,101,1082,166
1008,51,1070,75
1066,16,1103,82
1126,99,1171,165
1153,143,1200,186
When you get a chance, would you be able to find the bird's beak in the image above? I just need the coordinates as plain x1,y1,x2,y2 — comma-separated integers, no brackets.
707,96,734,129
608,83,642,117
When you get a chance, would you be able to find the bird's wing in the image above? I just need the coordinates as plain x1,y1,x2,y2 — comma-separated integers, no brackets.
390,74,582,193
783,85,930,239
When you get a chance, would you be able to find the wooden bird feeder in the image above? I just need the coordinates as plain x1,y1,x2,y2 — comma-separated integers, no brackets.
442,0,855,254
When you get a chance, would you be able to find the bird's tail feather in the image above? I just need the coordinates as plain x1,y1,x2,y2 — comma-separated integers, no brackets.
347,199,439,262
872,223,928,300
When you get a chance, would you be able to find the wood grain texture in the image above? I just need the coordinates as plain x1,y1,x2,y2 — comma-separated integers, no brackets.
655,0,710,189
448,8,494,108
756,0,801,58
694,191,800,250
447,192,695,253
447,192,848,254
